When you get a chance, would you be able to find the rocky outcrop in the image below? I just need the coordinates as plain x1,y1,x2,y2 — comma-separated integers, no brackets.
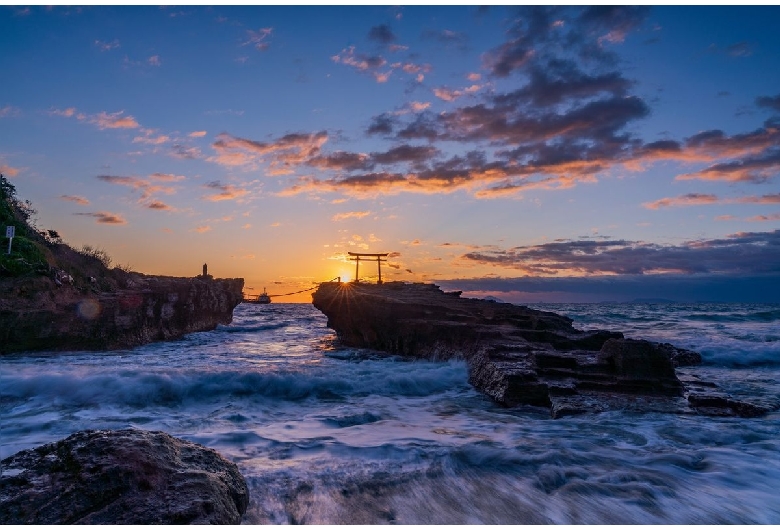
0,429,249,525
0,273,244,353
312,281,767,418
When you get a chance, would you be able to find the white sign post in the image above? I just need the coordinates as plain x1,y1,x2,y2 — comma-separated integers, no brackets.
5,225,14,255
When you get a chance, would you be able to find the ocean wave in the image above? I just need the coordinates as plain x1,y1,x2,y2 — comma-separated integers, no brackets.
0,360,470,409
217,322,289,333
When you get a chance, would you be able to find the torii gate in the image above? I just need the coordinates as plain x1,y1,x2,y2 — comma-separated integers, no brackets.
348,252,389,284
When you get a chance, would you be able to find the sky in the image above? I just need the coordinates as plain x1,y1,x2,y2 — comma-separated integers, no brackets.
2,5,779,303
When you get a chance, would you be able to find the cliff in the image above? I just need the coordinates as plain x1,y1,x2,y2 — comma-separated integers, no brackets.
0,271,244,353
312,281,769,418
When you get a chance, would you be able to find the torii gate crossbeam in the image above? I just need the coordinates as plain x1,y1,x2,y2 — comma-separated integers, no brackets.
348,252,389,283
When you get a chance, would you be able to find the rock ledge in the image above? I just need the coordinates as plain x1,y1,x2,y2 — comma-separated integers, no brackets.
0,429,249,525
312,281,768,418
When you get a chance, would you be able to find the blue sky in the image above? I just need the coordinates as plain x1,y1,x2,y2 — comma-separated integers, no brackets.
2,5,779,302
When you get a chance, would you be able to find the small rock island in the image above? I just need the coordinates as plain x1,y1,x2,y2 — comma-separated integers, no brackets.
312,281,768,418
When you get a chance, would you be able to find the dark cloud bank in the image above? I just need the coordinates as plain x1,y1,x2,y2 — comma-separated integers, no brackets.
441,230,780,303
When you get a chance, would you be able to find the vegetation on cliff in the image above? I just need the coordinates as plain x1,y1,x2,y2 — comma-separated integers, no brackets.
1,173,130,287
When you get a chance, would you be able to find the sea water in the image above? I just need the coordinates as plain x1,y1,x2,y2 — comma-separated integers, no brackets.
2,302,779,524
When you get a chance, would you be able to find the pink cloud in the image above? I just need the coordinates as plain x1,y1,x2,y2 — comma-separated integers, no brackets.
92,111,139,129
74,211,127,225
202,181,249,202
0,105,21,118
59,195,90,205
189,131,207,138
243,27,273,51
642,193,719,210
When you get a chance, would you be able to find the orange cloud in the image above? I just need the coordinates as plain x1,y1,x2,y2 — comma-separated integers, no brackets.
193,225,212,233
92,111,140,129
332,211,371,221
189,131,207,138
0,164,20,177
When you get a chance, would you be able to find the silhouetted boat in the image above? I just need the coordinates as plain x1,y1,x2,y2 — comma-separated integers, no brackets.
255,288,271,304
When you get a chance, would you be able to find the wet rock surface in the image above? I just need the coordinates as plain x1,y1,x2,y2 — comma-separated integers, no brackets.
0,273,244,353
0,429,249,525
312,281,765,418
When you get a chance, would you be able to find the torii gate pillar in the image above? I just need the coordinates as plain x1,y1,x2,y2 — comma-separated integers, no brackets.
348,252,389,284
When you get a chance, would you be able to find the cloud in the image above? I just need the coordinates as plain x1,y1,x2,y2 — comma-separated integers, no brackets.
331,46,390,83
481,6,648,78
368,24,396,45
642,193,719,209
432,84,482,102
94,39,120,52
421,29,469,50
92,111,140,129
0,105,21,118
210,131,328,171
132,133,169,145
202,181,249,202
0,164,20,177
332,46,430,83
143,200,174,211
147,55,161,66
193,225,212,233
644,193,780,209
74,211,127,225
150,172,186,182
59,195,90,205
676,149,780,183
243,27,273,51
747,213,780,222
52,107,141,130
189,130,207,138
756,93,780,112
97,174,176,200
439,272,780,303
726,41,753,57
170,144,202,160
460,230,780,277
332,211,371,221
49,107,77,118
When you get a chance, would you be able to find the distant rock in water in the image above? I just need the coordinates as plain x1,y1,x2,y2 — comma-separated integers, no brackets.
312,281,769,418
0,429,249,524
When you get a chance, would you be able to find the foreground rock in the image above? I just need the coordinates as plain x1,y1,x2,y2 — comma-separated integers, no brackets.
312,282,768,418
0,271,243,353
0,429,249,524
